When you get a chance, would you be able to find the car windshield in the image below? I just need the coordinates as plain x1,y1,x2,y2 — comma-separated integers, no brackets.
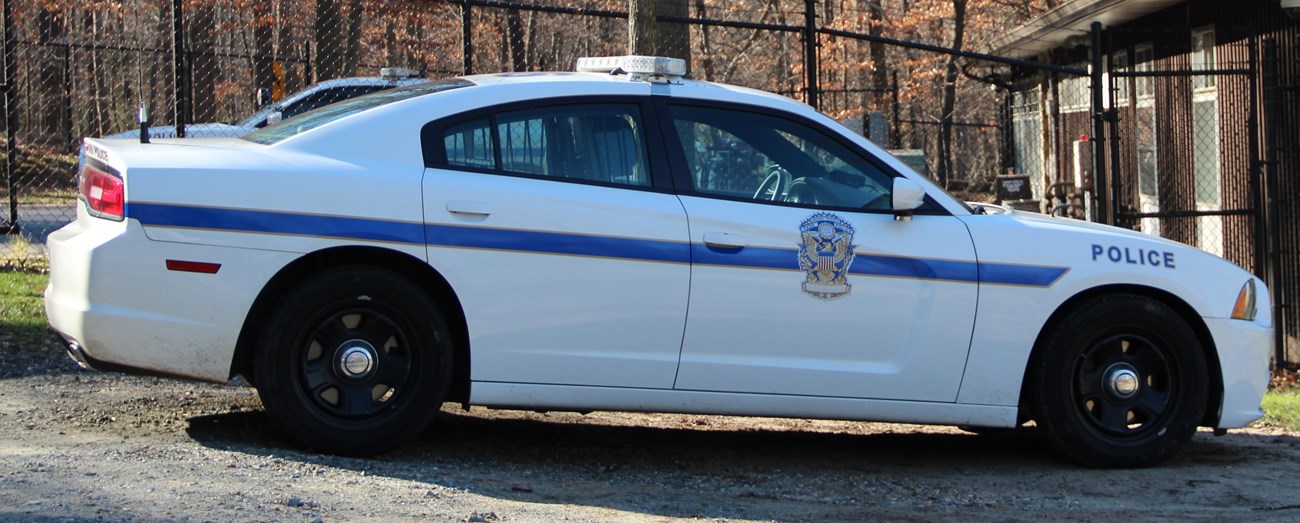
244,78,473,145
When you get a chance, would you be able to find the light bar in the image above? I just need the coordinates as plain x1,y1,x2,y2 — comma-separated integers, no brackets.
575,55,686,83
380,67,421,80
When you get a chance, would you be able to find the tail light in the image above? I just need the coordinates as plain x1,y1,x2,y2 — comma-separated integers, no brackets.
79,161,125,220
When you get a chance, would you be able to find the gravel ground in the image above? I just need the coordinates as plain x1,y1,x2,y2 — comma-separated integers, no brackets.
2,342,1300,522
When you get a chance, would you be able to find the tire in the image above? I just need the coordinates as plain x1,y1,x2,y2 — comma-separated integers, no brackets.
1032,294,1208,468
254,266,452,456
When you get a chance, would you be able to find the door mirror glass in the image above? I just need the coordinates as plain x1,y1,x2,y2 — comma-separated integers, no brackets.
892,177,926,212
254,88,273,109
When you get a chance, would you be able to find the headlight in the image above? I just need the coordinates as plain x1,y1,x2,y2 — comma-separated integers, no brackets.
1231,279,1257,321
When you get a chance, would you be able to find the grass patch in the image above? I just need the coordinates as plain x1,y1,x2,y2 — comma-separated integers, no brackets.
1261,390,1300,432
0,267,58,350
0,234,49,271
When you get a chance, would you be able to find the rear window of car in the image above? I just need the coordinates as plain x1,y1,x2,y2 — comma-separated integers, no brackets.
244,78,473,145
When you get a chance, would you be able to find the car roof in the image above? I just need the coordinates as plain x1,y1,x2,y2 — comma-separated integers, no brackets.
457,70,800,113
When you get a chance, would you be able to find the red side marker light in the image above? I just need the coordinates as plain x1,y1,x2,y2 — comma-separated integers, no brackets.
166,260,222,274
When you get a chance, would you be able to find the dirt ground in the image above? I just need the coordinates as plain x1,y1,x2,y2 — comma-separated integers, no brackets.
2,345,1300,523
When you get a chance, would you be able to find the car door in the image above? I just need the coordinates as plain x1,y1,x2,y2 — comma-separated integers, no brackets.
421,99,691,389
663,102,979,402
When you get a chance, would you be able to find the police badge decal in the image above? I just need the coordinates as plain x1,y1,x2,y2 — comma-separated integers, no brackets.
798,213,856,300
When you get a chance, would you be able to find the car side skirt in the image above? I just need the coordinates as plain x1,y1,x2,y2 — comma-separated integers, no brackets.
470,382,1020,428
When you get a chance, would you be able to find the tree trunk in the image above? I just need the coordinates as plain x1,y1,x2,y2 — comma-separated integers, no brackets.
36,7,67,138
657,0,689,67
189,2,217,122
252,4,276,96
869,1,888,109
314,0,345,81
628,0,658,56
938,0,967,189
344,0,364,74
694,0,713,80
506,7,526,71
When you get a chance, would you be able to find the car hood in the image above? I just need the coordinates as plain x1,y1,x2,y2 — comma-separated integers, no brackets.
959,208,1262,320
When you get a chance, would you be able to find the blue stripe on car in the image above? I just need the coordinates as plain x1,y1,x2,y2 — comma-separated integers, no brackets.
426,224,691,263
128,203,426,244
127,202,1066,287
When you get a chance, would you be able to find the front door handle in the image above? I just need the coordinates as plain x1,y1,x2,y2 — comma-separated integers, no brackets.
703,232,746,249
446,200,492,217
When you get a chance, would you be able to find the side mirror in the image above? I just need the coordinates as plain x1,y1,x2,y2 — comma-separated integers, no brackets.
265,109,283,126
892,177,926,221
254,88,273,109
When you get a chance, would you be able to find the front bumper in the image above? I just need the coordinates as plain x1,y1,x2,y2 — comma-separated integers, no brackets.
1205,316,1272,429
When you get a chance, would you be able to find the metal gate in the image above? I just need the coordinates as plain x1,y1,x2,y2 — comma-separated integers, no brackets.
1097,31,1289,359
1103,34,1263,279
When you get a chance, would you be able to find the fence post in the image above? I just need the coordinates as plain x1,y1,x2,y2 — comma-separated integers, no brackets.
171,0,188,138
1105,31,1122,229
1089,21,1109,224
890,71,900,149
461,1,473,75
1,0,16,234
1262,38,1287,365
803,0,818,110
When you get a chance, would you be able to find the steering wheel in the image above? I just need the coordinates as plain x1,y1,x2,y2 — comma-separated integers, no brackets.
753,166,791,201
786,179,821,206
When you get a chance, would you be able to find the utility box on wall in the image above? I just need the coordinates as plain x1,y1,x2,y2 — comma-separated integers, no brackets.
1073,136,1093,190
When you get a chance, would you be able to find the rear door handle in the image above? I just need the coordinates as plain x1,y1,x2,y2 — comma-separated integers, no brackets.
446,200,492,217
703,232,746,248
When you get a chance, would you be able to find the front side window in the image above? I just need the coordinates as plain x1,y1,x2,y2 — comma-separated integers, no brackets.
435,104,650,188
670,106,894,210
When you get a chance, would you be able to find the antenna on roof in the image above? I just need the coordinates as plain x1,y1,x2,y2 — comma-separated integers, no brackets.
138,102,151,144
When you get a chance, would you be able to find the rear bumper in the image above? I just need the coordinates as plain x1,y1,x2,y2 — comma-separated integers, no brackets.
1205,316,1272,429
45,207,295,382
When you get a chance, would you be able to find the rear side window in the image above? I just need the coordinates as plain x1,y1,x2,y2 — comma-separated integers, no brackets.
444,118,494,169
434,104,650,188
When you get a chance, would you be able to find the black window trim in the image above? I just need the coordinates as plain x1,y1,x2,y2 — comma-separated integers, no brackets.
421,95,677,194
652,97,949,217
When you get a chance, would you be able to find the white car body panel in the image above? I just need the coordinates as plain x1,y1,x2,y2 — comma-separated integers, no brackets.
956,210,1272,411
46,206,298,381
422,169,691,389
473,382,1019,428
673,196,981,402
47,70,1272,451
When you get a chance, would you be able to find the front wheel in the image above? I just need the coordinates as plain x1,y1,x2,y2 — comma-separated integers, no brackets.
1032,294,1208,468
254,266,452,456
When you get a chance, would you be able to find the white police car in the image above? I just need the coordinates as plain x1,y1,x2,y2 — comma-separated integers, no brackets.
46,56,1271,467
103,68,428,139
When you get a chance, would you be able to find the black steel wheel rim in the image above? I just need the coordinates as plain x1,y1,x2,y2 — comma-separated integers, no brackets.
1072,333,1176,437
294,306,414,419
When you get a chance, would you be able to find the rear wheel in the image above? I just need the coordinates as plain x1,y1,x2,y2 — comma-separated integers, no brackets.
255,266,451,456
1032,294,1208,468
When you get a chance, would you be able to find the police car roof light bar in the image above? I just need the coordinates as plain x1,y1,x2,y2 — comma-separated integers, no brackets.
575,56,686,83
379,67,421,80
